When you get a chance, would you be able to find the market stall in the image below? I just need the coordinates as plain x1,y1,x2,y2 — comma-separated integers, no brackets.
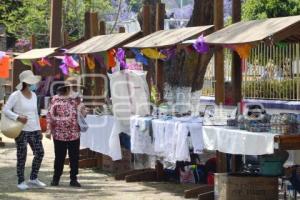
123,26,214,161
99,25,218,194
53,25,215,178
65,32,143,167
184,15,300,199
184,15,300,152
13,47,58,88
66,26,214,164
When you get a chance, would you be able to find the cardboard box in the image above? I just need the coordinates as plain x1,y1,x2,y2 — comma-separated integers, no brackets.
215,173,278,200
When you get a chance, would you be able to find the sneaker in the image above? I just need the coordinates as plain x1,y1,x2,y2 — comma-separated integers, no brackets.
27,179,47,188
70,180,81,187
50,180,59,186
17,182,29,190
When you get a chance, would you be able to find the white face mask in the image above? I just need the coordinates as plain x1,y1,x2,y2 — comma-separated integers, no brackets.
69,90,80,98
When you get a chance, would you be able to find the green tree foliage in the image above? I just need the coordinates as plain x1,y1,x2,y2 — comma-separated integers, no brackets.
63,0,112,41
243,0,300,20
0,0,112,47
3,0,50,47
0,0,22,24
128,0,142,12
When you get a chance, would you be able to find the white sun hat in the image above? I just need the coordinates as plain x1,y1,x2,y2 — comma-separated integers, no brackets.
16,70,41,90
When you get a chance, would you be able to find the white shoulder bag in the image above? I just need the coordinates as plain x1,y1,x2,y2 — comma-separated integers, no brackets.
0,92,24,139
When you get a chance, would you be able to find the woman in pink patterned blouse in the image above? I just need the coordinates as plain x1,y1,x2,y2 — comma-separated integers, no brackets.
47,77,86,187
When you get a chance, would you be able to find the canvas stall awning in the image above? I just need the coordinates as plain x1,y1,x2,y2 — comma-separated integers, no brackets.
124,26,214,49
66,32,141,54
15,48,58,60
184,15,300,45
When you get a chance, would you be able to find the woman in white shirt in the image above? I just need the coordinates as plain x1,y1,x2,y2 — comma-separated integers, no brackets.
3,70,46,190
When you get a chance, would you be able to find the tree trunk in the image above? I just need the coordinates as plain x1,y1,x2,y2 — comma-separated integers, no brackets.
138,0,161,34
49,0,63,47
166,0,214,91
138,0,214,92
189,0,214,92
187,0,214,27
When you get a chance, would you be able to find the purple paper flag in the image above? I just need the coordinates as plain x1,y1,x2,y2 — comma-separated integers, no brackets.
64,55,79,68
160,47,176,61
59,64,69,75
193,34,210,54
116,48,127,69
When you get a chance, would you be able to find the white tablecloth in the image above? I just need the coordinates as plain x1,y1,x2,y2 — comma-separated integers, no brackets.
80,115,115,156
202,126,277,155
130,116,204,163
130,116,155,155
80,115,131,161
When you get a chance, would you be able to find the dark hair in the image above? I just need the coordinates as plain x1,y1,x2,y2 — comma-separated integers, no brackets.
56,85,69,95
21,82,29,91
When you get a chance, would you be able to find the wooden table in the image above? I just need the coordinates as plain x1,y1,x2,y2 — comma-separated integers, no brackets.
272,135,300,200
274,135,300,150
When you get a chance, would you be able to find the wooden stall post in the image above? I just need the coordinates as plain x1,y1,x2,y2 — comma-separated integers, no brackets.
90,12,99,37
214,0,225,105
31,35,36,49
84,12,91,39
63,32,69,45
83,11,98,97
214,0,227,173
84,11,99,38
117,3,164,182
155,3,165,102
231,0,242,104
119,27,126,33
79,11,99,168
142,5,154,91
143,5,151,36
96,19,106,107
49,0,63,47
82,11,92,100
99,21,106,35
231,0,242,173
154,2,165,181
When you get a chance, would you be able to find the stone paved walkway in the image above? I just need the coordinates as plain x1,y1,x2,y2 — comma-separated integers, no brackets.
0,136,195,200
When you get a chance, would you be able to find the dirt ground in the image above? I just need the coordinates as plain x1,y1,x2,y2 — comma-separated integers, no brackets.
0,136,197,200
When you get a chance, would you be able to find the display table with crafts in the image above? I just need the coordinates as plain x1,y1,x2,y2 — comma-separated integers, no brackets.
130,115,204,163
203,125,300,154
202,126,277,155
202,103,300,153
201,104,300,200
124,115,218,187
